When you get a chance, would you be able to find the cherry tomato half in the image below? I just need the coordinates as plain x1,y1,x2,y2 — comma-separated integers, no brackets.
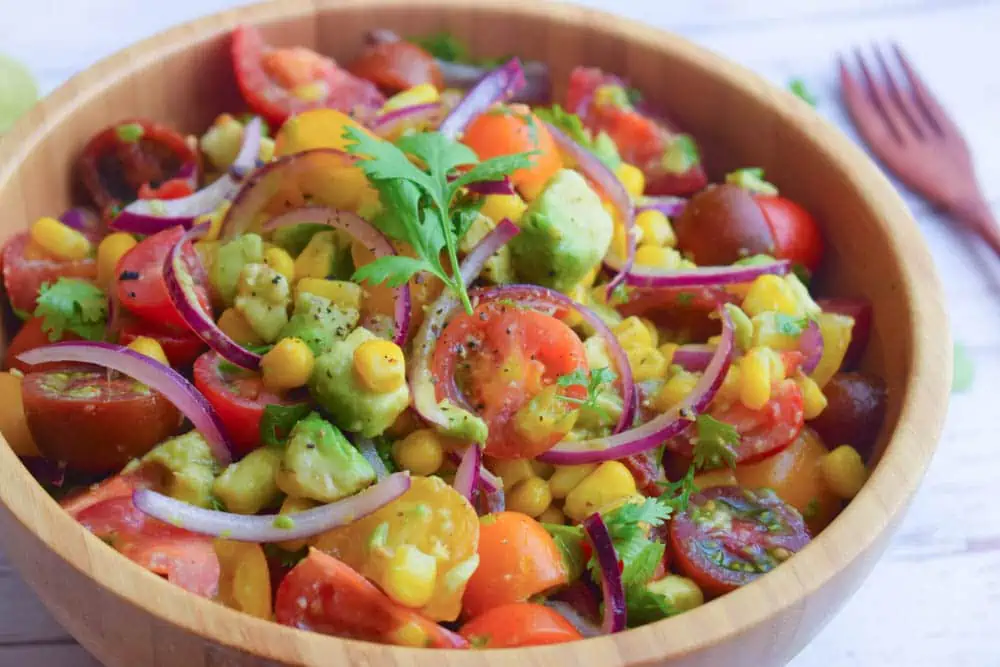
432,300,588,459
137,178,194,201
460,603,582,648
806,371,887,462
231,25,385,127
669,485,810,598
347,41,443,94
1,232,97,314
118,315,206,369
754,195,824,274
673,184,777,267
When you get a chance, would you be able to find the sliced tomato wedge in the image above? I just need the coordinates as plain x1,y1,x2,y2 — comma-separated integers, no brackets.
61,468,158,518
231,25,385,127
431,300,588,459
274,549,468,648
137,178,195,201
754,195,824,275
118,314,206,368
459,603,582,648
347,40,443,94
115,225,208,332
1,233,97,314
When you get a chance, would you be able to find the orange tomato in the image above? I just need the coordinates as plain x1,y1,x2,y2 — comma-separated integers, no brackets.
460,602,582,648
462,512,568,618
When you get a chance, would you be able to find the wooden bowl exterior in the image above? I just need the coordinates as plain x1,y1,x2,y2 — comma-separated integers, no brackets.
0,1,950,665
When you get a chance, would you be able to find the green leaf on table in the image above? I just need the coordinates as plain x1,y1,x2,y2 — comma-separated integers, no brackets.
0,53,38,134
952,341,975,393
788,78,817,107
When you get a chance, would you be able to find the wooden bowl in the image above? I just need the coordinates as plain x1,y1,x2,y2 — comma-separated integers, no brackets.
0,0,951,665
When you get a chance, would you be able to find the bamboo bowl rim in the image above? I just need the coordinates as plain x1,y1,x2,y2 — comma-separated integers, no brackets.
0,0,950,664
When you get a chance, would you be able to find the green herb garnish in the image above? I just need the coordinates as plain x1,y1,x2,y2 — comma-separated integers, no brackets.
773,313,810,336
217,344,273,374
953,341,975,393
260,403,312,448
692,414,740,470
115,122,145,143
662,134,700,174
34,278,107,342
556,366,617,416
788,78,817,107
725,167,778,196
657,464,699,514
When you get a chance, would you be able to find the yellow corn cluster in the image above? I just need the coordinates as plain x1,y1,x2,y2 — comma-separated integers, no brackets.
613,316,670,383
261,337,315,392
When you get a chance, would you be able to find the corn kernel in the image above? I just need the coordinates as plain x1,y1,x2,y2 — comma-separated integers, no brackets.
382,83,440,113
820,445,867,499
264,246,295,284
797,374,828,420
723,304,754,351
658,342,679,366
392,429,445,476
609,218,634,257
628,347,669,382
653,369,700,412
276,496,316,552
615,162,646,198
635,245,684,269
96,232,137,288
297,278,363,310
218,308,264,346
548,463,598,499
716,364,743,405
353,339,406,393
261,337,315,392
742,274,801,317
479,193,527,225
30,216,92,261
507,477,553,518
739,347,772,410
489,458,536,490
258,136,275,163
635,209,677,247
127,336,169,366
538,506,566,525
614,316,654,352
564,461,637,521
382,544,437,609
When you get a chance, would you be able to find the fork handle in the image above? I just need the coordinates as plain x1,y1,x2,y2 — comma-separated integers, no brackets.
950,198,1000,257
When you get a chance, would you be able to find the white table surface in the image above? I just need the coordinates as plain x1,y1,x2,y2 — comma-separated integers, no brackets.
1,1,999,665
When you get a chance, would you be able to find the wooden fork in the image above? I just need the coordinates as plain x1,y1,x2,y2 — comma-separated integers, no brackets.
839,44,1000,256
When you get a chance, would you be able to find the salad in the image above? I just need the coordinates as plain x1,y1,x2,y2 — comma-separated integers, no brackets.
0,26,888,649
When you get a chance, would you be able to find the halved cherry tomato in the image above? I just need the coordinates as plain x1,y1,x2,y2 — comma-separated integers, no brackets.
806,371,887,462
754,195,824,274
431,300,587,459
214,539,272,619
1,232,97,314
193,351,303,458
137,178,194,201
622,447,667,498
115,225,209,331
461,106,563,198
669,485,810,598
118,315,206,368
231,25,385,127
460,603,582,648
3,316,81,373
462,512,568,619
275,549,468,648
347,41,443,93
76,495,219,597
673,184,778,267
77,119,199,215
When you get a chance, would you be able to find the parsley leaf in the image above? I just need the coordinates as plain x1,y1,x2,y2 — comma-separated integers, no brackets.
657,464,699,514
692,414,740,470
534,105,621,170
259,403,311,448
556,366,617,417
33,278,107,342
788,78,818,107
543,523,587,581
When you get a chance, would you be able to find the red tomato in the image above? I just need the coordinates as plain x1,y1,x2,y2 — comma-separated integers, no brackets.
669,485,810,598
193,351,303,458
118,315,206,368
3,316,81,373
807,371,887,461
754,195,824,274
1,232,97,314
61,468,157,518
619,286,738,343
137,177,194,201
431,300,588,459
459,603,582,648
274,549,468,648
622,447,667,498
231,25,385,128
76,495,219,597
347,41,443,93
115,225,208,332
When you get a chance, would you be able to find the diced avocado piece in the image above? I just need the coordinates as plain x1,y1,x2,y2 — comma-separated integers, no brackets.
278,291,359,356
211,233,265,306
274,412,376,502
212,446,283,515
628,575,705,626
294,230,354,281
309,328,410,437
141,431,217,508
234,263,291,343
268,223,330,257
509,169,614,292
458,214,514,285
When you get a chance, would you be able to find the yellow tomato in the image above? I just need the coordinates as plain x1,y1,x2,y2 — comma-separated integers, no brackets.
274,109,375,156
213,540,272,620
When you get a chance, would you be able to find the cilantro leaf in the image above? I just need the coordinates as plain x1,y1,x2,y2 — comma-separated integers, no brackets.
534,105,621,170
692,414,740,470
586,498,672,590
410,32,469,63
259,403,311,448
788,78,817,107
556,366,618,418
626,585,678,627
353,255,434,288
657,464,699,514
543,523,586,581
774,313,809,336
33,278,107,342
450,153,536,193
217,344,273,374
622,541,665,589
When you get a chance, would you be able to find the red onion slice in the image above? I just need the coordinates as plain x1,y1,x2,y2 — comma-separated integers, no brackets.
623,258,792,289
582,513,627,634
453,444,481,503
262,206,411,346
370,102,441,138
538,307,735,464
636,196,686,218
59,207,101,239
111,118,262,235
463,176,514,196
438,59,550,105
798,318,824,375
439,59,526,140
672,344,715,371
163,224,262,370
133,472,410,542
446,449,504,513
17,342,233,464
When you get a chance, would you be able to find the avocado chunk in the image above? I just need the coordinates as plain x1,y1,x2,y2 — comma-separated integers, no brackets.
269,223,330,257
234,263,291,343
274,412,376,502
278,291,359,356
141,431,217,508
211,233,265,306
309,328,410,437
627,575,705,626
212,446,283,515
509,169,614,292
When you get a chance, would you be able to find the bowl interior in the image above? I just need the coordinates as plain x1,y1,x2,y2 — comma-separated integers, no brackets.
0,1,948,666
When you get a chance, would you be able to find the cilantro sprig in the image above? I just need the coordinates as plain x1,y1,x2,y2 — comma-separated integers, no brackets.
344,128,532,314
259,403,311,448
556,366,617,419
692,414,740,470
33,278,107,342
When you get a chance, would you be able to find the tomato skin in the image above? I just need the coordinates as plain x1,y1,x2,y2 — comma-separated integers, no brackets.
61,469,157,518
275,549,468,648
115,225,208,332
21,369,182,473
118,315,206,369
461,107,563,197
137,177,194,200
2,232,97,314
806,372,887,462
3,317,82,373
622,447,667,497
462,512,568,619
754,195,824,274
673,184,777,266
347,41,443,93
460,603,582,648
669,485,810,598
231,25,385,127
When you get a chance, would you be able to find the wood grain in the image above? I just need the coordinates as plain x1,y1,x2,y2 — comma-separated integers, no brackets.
0,0,953,666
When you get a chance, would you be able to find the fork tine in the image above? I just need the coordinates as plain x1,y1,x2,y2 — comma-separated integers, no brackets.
892,43,956,137
872,45,926,138
853,47,906,143
838,54,896,146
